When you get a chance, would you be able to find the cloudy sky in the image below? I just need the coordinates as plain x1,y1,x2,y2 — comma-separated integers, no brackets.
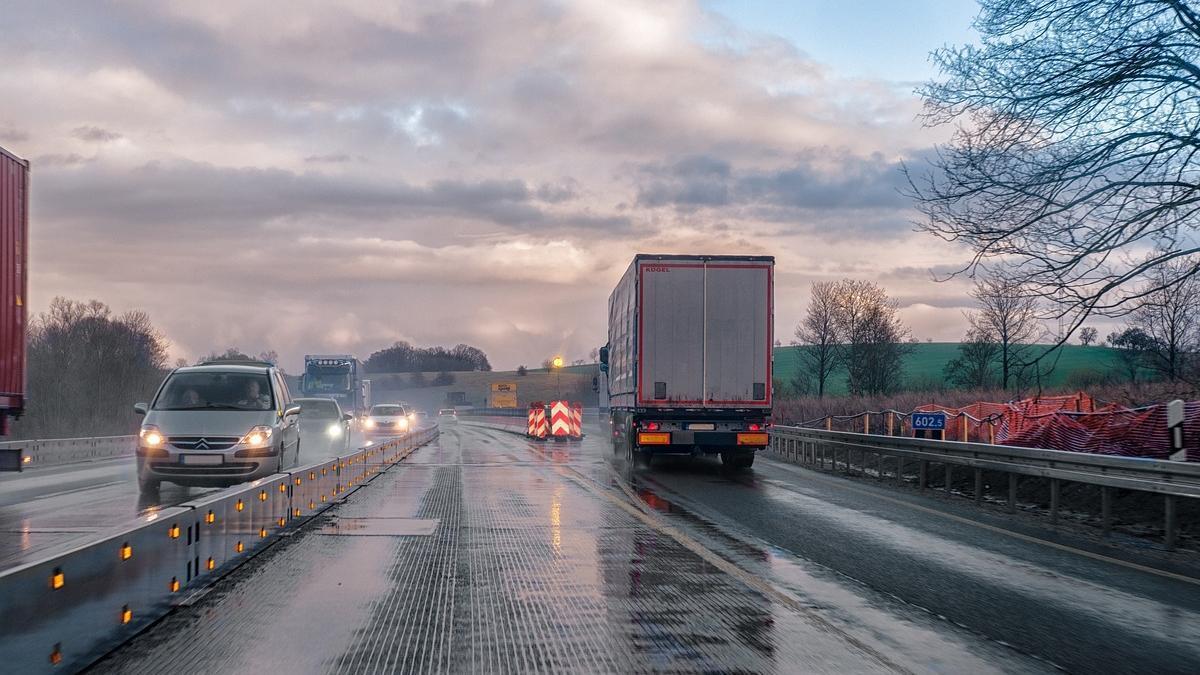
0,0,984,370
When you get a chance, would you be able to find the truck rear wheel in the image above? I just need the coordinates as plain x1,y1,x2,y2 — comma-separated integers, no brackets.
721,451,754,471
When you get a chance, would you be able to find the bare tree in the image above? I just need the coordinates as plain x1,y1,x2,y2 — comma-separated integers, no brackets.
1129,263,1200,382
908,0,1200,340
970,277,1041,390
834,280,910,397
795,281,842,398
1079,327,1098,346
944,322,1000,389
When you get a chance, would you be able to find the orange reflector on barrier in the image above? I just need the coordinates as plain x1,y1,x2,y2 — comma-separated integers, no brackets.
236,500,244,512
235,541,244,553
51,569,64,590
280,484,287,493
120,543,132,561
207,557,215,570
168,525,180,539
50,645,62,665
737,433,769,446
120,605,132,624
259,490,268,501
259,528,267,538
206,511,216,524
170,577,180,592
638,432,671,445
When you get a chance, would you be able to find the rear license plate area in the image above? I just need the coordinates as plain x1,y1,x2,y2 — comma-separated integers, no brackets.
688,423,715,431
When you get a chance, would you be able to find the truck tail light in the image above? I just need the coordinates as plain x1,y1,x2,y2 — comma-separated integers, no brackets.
748,423,761,431
642,421,660,431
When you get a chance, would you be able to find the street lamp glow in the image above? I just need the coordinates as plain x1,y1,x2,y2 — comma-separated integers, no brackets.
552,356,563,368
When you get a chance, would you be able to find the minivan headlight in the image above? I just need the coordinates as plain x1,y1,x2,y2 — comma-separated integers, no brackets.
240,426,273,448
139,425,164,448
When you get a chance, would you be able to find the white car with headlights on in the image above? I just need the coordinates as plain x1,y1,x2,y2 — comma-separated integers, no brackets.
295,397,353,456
133,361,302,494
363,403,413,437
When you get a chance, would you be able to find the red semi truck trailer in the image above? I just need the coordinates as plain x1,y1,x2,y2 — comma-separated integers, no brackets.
0,145,28,436
601,254,773,470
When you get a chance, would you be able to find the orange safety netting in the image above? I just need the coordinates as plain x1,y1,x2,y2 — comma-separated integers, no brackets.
916,393,1196,461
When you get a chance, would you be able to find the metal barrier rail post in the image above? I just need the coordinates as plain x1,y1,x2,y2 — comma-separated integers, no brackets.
768,426,1200,549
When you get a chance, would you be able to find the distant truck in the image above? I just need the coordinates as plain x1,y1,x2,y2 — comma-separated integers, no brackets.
300,355,364,414
601,254,773,469
0,146,28,436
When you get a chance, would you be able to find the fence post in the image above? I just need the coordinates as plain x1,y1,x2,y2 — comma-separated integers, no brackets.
960,415,969,442
988,421,996,445
863,414,870,434
896,456,904,483
825,416,832,431
885,412,894,436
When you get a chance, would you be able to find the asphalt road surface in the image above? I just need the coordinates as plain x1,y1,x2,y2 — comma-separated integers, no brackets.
91,420,1200,673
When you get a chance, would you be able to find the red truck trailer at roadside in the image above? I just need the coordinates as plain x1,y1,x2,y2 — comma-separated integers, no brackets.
0,145,28,436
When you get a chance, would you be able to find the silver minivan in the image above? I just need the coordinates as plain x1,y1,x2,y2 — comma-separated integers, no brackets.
134,361,302,493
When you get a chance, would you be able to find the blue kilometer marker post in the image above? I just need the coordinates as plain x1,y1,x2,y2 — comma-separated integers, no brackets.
911,412,946,431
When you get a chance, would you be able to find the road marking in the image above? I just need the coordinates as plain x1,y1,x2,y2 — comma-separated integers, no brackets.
558,465,911,674
762,457,1200,587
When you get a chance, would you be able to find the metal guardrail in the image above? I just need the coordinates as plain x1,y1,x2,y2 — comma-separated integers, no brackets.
0,425,439,673
0,435,137,471
769,426,1200,549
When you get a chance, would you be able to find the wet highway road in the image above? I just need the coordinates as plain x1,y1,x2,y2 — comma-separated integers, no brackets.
0,430,373,569
86,421,1172,674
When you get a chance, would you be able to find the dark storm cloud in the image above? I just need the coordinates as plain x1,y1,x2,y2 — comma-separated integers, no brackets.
636,152,909,211
71,125,122,143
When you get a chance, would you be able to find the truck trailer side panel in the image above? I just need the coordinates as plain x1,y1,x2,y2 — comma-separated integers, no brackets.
0,146,27,425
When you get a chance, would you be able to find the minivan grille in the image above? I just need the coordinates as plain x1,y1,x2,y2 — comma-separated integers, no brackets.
169,436,240,451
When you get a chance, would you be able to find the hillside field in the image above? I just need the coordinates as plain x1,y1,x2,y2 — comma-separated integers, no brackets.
773,343,1122,396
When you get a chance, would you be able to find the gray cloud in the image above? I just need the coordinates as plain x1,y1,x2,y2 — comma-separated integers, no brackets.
636,152,909,211
72,125,122,143
304,153,353,164
0,126,29,143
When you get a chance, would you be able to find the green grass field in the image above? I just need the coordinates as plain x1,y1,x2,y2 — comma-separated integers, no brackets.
773,343,1122,395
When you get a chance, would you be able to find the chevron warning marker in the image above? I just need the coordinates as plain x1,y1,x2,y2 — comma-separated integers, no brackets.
550,400,572,438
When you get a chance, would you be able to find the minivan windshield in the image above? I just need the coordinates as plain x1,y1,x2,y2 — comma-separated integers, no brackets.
370,405,402,416
297,398,339,420
154,371,275,411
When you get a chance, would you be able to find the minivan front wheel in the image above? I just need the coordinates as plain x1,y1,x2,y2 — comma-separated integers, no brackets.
138,473,160,494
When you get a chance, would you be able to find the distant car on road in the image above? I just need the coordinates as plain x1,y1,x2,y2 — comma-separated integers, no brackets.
438,408,458,423
295,397,353,455
363,403,412,436
134,361,302,493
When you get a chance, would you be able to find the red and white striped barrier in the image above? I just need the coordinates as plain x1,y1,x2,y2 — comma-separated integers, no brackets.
549,400,572,439
527,402,547,439
569,402,583,439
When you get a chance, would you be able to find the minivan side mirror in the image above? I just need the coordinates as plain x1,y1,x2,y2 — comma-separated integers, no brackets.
133,402,148,416
284,404,302,417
